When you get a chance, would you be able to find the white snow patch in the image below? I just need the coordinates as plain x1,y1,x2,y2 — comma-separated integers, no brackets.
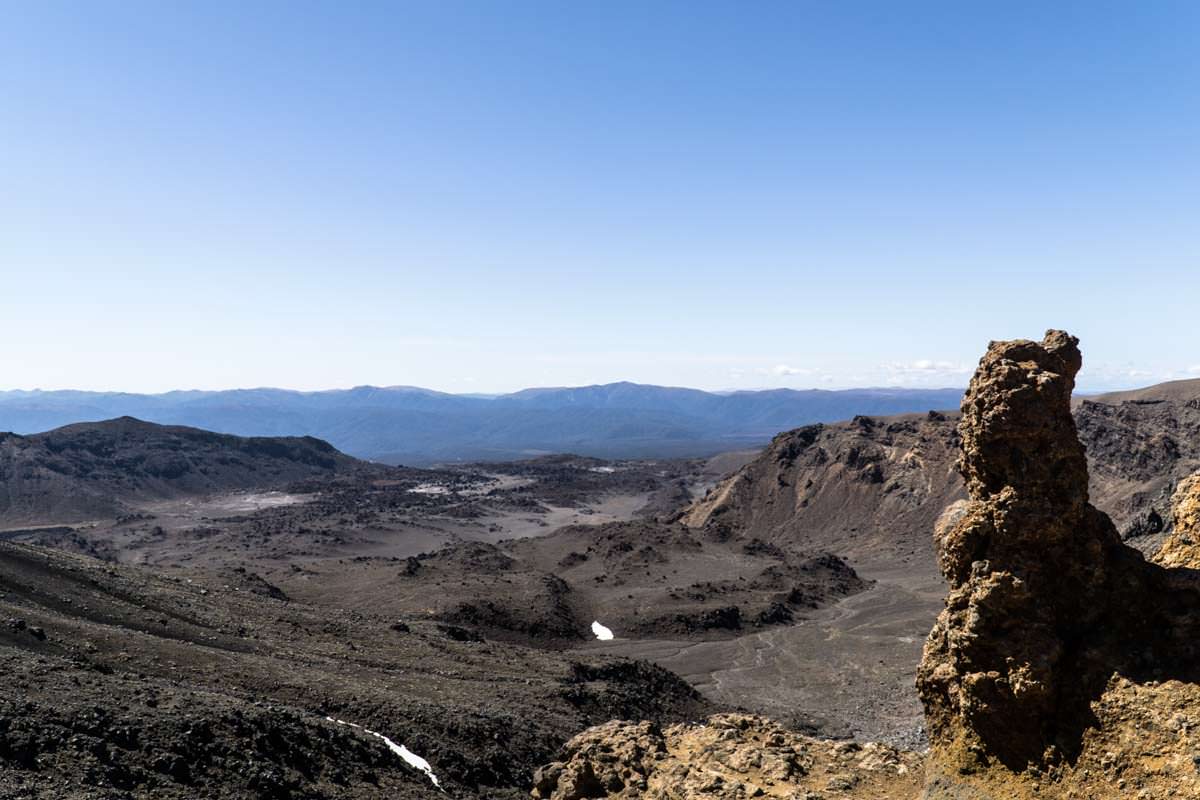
591,621,614,641
326,716,442,790
588,466,616,474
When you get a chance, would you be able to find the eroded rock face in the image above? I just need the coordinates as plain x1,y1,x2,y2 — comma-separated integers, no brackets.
1155,472,1200,568
917,331,1200,791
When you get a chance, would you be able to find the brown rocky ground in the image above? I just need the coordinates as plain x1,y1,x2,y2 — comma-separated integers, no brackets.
531,714,923,800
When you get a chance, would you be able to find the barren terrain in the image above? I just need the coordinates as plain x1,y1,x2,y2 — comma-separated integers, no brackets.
6,377,1200,796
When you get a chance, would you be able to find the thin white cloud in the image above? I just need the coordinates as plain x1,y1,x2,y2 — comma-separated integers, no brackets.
870,360,974,388
914,360,964,372
1074,362,1190,392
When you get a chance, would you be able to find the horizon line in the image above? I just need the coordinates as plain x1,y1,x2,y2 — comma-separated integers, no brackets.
0,378,1186,398
0,381,974,397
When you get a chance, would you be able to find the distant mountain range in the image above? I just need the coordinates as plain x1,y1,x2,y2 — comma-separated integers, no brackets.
0,382,966,464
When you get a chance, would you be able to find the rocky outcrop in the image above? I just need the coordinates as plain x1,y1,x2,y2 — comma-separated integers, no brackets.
1154,472,1200,568
531,714,923,800
525,332,1200,800
917,331,1200,797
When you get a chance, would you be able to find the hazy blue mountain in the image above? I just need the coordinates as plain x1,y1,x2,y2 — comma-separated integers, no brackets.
0,383,964,464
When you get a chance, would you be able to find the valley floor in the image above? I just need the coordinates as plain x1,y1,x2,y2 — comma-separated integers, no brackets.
589,560,943,749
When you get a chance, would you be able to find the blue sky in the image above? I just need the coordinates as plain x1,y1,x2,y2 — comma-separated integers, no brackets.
2,1,1198,393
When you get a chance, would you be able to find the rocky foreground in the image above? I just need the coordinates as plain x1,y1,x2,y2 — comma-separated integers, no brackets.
531,714,922,799
532,331,1200,800
0,540,712,799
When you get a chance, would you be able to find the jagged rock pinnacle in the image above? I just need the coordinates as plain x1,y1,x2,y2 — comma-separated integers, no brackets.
956,330,1086,505
921,330,1118,771
918,330,1200,789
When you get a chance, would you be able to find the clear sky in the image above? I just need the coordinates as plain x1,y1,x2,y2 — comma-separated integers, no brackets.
2,1,1198,394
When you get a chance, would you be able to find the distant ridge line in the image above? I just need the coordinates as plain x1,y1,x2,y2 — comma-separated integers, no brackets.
0,382,969,465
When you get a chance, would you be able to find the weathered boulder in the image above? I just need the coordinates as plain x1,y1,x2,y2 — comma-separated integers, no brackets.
531,720,666,799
